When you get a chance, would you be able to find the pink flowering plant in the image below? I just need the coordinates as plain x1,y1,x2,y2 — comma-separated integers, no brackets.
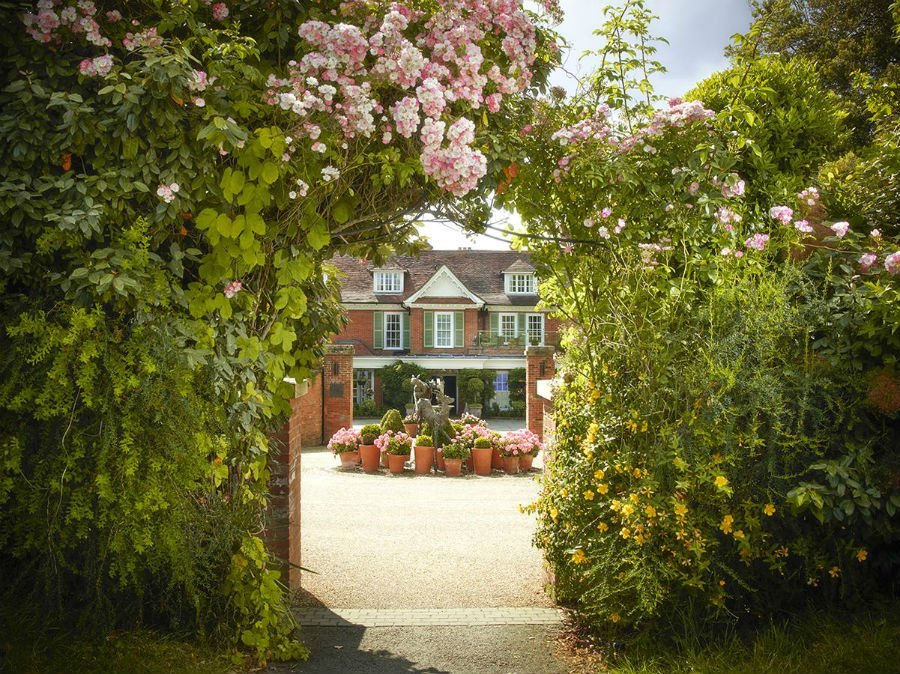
327,427,361,455
374,430,413,456
501,429,541,457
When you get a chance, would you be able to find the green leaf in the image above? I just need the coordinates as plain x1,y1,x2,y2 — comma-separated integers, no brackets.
260,162,279,185
332,201,353,225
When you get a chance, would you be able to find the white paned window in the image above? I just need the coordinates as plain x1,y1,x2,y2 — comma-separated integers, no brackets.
374,270,404,293
494,371,509,392
499,313,518,338
505,273,536,294
384,312,402,349
435,312,453,348
527,313,545,345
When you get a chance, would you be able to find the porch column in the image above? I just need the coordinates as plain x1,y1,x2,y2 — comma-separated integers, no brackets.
322,344,355,440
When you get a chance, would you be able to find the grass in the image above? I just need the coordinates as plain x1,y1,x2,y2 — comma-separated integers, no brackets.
1,628,237,674
604,602,900,674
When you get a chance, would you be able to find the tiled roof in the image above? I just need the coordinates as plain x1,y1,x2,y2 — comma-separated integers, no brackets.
330,250,538,306
503,259,535,273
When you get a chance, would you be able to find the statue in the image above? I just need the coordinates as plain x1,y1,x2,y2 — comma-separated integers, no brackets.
410,376,454,447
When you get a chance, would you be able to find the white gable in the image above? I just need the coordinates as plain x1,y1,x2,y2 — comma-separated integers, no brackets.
404,265,484,307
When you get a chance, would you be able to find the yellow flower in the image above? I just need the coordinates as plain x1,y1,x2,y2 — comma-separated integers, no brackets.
629,493,640,504
549,506,558,523
763,504,776,517
594,469,606,480
714,475,729,489
857,549,868,562
720,514,734,534
621,503,634,517
610,612,620,623
718,579,726,586
597,483,609,495
610,499,622,512
571,549,587,565
591,389,602,402
598,522,609,532
644,505,657,518
674,503,688,518
632,467,642,479
625,419,638,432
583,490,595,501
583,447,594,459
775,546,789,558
829,566,840,578
640,420,648,433
620,528,631,539
733,529,745,540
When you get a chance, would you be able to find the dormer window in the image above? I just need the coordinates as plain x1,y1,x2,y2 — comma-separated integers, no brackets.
374,270,404,293
505,272,536,295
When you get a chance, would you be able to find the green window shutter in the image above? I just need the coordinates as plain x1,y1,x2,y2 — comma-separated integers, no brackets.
454,311,464,347
373,311,383,350
490,312,499,337
402,313,410,350
424,311,434,348
517,313,526,337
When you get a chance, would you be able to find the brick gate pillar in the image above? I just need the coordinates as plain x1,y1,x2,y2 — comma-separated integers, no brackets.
525,346,555,440
322,344,354,440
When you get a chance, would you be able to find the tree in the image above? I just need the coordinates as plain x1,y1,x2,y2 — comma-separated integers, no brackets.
736,0,900,144
0,0,559,661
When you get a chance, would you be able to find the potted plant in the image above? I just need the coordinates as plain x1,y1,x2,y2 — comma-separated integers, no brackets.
413,434,434,475
465,377,485,417
504,429,542,472
472,435,494,476
403,412,419,437
441,441,469,477
358,423,383,473
327,427,361,470
375,430,412,474
380,409,404,467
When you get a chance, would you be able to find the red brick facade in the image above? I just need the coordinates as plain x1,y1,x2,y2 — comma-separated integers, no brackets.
322,345,355,440
296,373,323,447
526,346,556,440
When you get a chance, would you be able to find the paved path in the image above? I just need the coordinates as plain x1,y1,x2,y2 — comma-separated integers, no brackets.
295,607,565,627
286,446,568,673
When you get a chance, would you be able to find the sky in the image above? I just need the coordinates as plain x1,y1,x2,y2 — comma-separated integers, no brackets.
419,0,755,251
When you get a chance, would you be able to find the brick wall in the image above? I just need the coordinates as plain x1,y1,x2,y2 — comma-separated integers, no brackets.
265,394,303,590
525,346,555,440
323,344,354,439
296,372,323,447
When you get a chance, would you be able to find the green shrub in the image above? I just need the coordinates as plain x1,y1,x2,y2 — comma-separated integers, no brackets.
359,424,382,445
416,435,434,447
441,442,470,460
529,261,900,635
378,361,429,410
474,436,493,449
380,409,404,432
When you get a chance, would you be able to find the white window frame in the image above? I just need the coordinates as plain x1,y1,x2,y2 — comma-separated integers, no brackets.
494,371,509,392
526,313,545,346
505,273,536,295
383,311,403,350
434,311,454,348
374,270,404,294
498,313,518,338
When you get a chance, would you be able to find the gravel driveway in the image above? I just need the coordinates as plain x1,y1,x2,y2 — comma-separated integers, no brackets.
296,447,552,609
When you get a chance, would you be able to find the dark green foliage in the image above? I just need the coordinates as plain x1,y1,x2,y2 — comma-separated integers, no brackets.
458,369,496,409
359,424,383,445
378,361,429,411
509,368,527,405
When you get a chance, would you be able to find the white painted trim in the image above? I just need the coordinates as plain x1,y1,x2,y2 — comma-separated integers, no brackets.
433,310,454,349
503,271,537,295
403,265,485,307
353,356,526,370
526,312,545,346
406,303,477,310
382,311,404,350
483,306,541,312
536,379,554,401
373,270,404,294
498,312,519,338
343,303,405,310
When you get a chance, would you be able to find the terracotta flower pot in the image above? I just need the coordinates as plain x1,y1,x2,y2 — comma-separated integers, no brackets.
491,447,503,470
520,453,534,472
387,453,409,474
444,458,463,477
414,445,434,474
436,448,446,471
404,423,418,436
472,447,492,476
359,444,380,473
339,451,359,470
503,455,520,474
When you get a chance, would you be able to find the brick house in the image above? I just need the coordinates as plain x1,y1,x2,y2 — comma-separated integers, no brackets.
329,250,559,416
